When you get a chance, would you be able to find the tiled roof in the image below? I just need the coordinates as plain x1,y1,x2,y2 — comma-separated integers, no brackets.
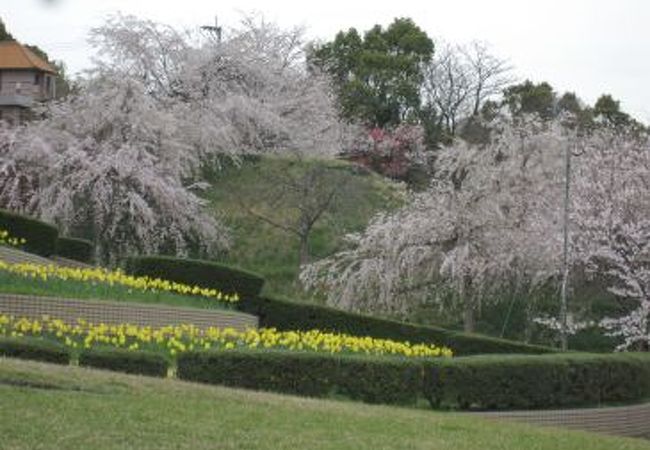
0,41,56,73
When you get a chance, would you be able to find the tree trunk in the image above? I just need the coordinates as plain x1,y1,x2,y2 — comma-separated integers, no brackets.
463,300,475,333
298,234,310,267
461,273,475,333
463,296,476,333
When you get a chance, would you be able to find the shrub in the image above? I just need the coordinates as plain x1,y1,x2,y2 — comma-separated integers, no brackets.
0,337,70,365
238,296,553,356
56,237,94,264
78,347,169,377
177,350,423,405
126,256,265,300
423,353,650,410
0,209,59,257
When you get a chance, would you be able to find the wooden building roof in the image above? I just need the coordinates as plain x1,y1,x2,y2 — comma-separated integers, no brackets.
0,41,56,73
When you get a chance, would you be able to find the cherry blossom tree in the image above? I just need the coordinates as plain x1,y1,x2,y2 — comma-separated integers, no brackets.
303,113,650,347
90,14,344,161
302,116,569,330
571,127,650,350
0,75,229,265
0,14,346,264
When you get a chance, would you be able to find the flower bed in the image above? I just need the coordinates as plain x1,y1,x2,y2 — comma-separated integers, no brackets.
0,313,452,359
0,260,238,305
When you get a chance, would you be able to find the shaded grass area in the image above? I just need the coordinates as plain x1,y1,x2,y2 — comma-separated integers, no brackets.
0,271,231,311
203,156,404,298
1,358,649,450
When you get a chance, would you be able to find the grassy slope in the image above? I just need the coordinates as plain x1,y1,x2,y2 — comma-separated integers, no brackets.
204,156,404,298
1,359,648,450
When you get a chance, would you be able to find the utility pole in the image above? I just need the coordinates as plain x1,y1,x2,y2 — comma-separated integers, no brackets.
559,137,572,351
201,16,222,43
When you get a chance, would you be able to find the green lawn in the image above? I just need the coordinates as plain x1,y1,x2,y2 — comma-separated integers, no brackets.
203,156,404,298
0,271,232,311
1,358,648,450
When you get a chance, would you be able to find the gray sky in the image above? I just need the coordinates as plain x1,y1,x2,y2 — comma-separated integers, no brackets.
2,0,649,122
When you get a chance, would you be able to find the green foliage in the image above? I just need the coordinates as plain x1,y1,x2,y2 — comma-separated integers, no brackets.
423,353,650,410
0,336,70,365
503,80,556,119
0,209,59,257
78,347,169,377
237,296,554,356
179,350,650,411
126,255,265,300
0,18,14,41
593,94,638,129
56,236,94,264
203,156,404,298
310,18,434,126
177,350,422,405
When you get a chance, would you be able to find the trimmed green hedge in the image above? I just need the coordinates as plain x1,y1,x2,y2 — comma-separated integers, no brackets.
177,351,650,410
177,350,423,405
177,350,650,411
56,237,94,264
238,296,553,356
78,347,169,377
423,353,650,410
0,209,59,257
126,256,265,300
0,337,70,365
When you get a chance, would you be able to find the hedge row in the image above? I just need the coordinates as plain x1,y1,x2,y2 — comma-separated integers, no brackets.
177,350,422,405
126,256,265,300
0,337,70,365
177,350,650,410
78,347,169,377
424,353,650,410
0,209,59,257
0,338,169,377
56,237,94,264
238,296,553,356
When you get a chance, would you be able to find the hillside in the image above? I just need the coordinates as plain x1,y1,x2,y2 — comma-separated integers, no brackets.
2,359,648,450
203,156,405,298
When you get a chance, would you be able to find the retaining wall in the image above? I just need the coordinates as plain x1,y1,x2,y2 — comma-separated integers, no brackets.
0,293,258,331
472,402,650,439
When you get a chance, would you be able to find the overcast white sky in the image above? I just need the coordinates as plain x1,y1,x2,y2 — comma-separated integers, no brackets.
2,0,649,122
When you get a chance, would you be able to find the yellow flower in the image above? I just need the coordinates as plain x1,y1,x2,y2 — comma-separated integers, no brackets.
0,313,453,359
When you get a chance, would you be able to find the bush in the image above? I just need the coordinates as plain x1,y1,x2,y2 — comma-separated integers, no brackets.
0,209,59,257
423,353,650,410
177,350,422,405
79,347,169,377
56,237,94,264
238,296,553,356
0,337,70,365
126,256,265,300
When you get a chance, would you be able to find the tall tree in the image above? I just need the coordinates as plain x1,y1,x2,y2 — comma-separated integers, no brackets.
503,80,556,119
0,18,14,41
593,94,632,128
310,18,434,127
571,127,650,350
421,41,512,137
302,117,569,331
0,15,347,264
302,114,650,347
